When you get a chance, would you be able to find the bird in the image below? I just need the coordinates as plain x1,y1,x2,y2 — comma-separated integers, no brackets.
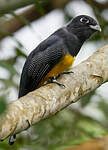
9,15,101,145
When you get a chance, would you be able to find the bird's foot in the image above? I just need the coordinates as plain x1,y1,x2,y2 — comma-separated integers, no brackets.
48,77,65,88
47,71,73,88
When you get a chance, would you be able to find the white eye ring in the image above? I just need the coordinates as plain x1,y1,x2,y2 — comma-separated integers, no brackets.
80,18,89,24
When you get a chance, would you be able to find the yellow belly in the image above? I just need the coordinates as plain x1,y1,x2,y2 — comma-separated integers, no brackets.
38,54,75,87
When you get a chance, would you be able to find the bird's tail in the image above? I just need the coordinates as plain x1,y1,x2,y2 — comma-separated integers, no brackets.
9,134,16,145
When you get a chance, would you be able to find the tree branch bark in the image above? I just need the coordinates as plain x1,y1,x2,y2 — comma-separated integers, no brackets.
0,45,108,141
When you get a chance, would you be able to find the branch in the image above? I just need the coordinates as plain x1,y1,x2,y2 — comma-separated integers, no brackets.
0,6,38,40
0,0,40,14
65,136,108,150
0,0,72,40
0,0,72,14
0,45,108,141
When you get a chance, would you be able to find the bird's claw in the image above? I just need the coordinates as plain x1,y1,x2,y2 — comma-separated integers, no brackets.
48,77,65,88
47,71,73,87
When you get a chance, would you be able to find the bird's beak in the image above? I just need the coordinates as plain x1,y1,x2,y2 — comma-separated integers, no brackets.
89,24,101,32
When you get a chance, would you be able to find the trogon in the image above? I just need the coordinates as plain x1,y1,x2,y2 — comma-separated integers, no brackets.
9,15,101,145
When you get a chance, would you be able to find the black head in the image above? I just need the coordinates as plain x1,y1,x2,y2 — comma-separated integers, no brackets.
67,15,101,42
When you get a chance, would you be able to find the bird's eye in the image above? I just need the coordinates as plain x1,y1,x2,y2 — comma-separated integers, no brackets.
80,17,89,24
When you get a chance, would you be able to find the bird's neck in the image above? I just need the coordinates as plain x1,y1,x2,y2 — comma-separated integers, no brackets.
62,28,84,56
67,25,87,43
56,27,84,56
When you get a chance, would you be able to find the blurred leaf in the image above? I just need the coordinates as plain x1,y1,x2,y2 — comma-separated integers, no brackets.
0,60,18,76
98,100,108,119
0,97,7,115
80,91,95,107
15,38,25,48
15,47,27,58
11,11,31,26
0,78,18,89
4,57,17,65
0,29,13,37
78,120,106,138
34,1,45,15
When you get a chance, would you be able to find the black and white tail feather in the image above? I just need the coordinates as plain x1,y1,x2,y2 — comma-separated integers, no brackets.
9,134,16,145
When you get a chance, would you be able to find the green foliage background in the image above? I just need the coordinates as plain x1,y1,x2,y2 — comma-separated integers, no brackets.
0,0,108,149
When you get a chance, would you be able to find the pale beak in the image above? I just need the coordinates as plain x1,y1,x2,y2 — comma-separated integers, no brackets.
89,24,101,32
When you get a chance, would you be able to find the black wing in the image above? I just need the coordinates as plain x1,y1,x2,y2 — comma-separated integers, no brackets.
18,37,66,98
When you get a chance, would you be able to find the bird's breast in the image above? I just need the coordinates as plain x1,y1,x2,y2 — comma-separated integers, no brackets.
38,54,75,88
45,54,75,77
